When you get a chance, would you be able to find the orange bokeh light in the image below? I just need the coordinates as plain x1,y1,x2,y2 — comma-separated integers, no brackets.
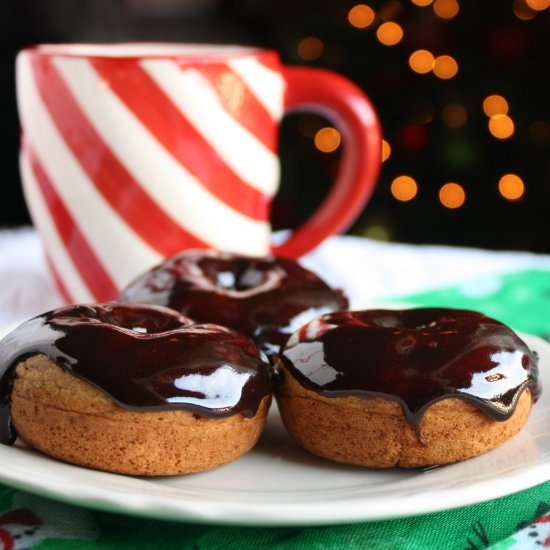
314,127,342,153
439,182,465,209
409,50,435,74
297,37,324,61
376,22,404,46
526,0,550,10
442,103,468,128
391,175,418,201
488,115,515,139
483,95,509,117
433,0,460,19
513,0,537,19
348,4,376,28
382,139,392,162
433,55,459,79
498,174,525,200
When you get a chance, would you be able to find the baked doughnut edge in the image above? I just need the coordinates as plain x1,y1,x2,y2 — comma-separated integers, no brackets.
276,364,532,468
12,355,271,476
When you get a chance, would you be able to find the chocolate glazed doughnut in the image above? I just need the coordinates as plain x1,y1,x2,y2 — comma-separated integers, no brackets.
120,249,348,359
0,303,272,475
275,308,540,468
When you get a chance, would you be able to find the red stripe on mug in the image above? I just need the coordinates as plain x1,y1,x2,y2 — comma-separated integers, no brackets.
197,63,278,153
90,58,270,221
29,55,209,257
26,144,119,301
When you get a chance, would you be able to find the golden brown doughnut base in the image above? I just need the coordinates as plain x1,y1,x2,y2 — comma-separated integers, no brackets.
11,355,270,476
276,365,532,468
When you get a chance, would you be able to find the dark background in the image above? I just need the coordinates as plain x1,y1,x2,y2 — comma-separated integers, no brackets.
2,0,550,251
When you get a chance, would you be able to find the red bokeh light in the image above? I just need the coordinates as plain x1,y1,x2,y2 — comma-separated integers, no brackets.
400,124,430,150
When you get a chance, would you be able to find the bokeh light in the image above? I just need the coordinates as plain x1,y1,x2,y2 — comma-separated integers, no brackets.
382,139,392,161
483,95,509,117
411,0,434,6
498,174,525,200
379,0,404,21
433,0,460,19
525,0,550,10
442,103,468,128
314,127,342,152
348,4,376,28
297,37,324,61
439,182,466,208
415,106,436,124
433,55,459,79
488,115,515,139
513,0,537,19
401,124,429,149
391,175,418,201
376,22,404,46
409,50,435,74
361,224,392,241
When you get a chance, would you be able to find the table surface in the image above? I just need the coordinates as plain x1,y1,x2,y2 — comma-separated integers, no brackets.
1,227,550,549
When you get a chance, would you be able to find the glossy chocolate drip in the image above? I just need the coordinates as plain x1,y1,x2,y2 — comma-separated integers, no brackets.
0,303,272,445
120,250,349,358
280,308,540,425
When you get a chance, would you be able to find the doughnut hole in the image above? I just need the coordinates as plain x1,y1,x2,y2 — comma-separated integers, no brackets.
195,257,285,295
50,303,191,334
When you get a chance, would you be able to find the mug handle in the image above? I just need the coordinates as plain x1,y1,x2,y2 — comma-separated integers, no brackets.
272,66,382,258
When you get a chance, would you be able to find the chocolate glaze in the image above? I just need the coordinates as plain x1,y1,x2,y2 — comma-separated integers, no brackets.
280,308,540,426
0,303,272,445
120,250,349,358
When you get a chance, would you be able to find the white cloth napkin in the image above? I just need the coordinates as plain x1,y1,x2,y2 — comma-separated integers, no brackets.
2,227,550,331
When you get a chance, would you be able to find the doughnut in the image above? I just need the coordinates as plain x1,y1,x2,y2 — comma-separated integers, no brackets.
275,308,540,468
0,303,272,476
120,249,348,359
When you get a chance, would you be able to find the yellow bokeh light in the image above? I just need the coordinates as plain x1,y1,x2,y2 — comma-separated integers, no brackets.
411,0,433,5
297,37,324,61
409,50,435,74
439,182,465,209
314,127,341,153
483,95,509,117
488,115,515,139
442,103,468,128
433,55,459,79
362,224,391,241
526,0,550,10
513,0,537,19
391,175,418,201
433,0,460,19
348,4,376,28
382,139,391,162
498,174,525,201
376,22,404,46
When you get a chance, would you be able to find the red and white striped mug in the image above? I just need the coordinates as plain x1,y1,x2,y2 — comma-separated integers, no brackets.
16,43,381,303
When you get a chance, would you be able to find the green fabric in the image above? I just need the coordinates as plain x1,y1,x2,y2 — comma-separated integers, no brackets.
1,267,549,550
0,483,548,549
386,268,550,339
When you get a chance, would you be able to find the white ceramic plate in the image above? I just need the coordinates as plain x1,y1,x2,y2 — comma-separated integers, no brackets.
0,332,548,526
